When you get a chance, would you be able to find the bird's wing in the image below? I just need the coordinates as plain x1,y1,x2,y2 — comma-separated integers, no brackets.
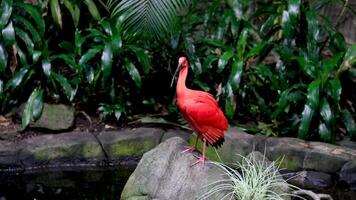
180,92,228,146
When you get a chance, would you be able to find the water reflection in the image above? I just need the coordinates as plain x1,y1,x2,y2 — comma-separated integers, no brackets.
0,167,134,200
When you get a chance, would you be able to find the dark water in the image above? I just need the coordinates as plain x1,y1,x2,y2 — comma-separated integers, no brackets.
0,167,134,200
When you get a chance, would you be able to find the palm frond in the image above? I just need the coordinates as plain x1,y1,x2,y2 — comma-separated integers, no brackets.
107,0,191,39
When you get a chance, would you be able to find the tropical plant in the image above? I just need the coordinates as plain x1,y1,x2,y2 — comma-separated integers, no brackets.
68,17,151,121
106,0,191,39
48,0,102,28
167,0,355,142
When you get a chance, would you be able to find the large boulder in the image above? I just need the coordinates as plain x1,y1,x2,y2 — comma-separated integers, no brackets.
121,137,292,200
121,137,229,200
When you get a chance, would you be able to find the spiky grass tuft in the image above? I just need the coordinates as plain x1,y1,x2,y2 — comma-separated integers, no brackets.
199,153,302,200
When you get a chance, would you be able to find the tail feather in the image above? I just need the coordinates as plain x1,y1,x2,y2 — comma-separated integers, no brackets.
200,126,226,148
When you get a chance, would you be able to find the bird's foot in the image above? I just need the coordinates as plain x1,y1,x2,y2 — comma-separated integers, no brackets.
191,155,206,166
181,146,196,154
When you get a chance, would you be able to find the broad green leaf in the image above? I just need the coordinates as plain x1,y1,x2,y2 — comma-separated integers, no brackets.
237,29,248,58
83,64,94,84
319,123,332,142
296,55,316,78
0,79,3,96
16,45,28,65
322,53,343,76
202,55,217,72
218,51,233,72
288,0,300,18
298,104,314,139
330,32,346,54
320,97,332,125
343,44,356,68
246,42,267,60
84,0,100,21
2,21,15,46
32,50,42,63
327,78,341,103
111,32,122,56
14,27,34,56
125,59,142,88
128,45,150,74
114,111,122,121
50,0,63,29
101,20,112,36
306,80,320,109
42,60,51,77
224,83,236,119
272,86,302,119
230,0,244,19
101,44,113,82
0,43,7,73
14,2,45,36
190,57,202,75
281,11,292,38
260,14,277,35
32,88,44,120
306,11,318,51
5,67,29,90
52,72,76,101
63,0,80,27
228,59,243,92
22,88,41,128
79,48,101,65
342,109,356,139
0,0,12,29
13,15,42,46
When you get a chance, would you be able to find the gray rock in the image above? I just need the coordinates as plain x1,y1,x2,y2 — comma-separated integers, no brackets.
0,131,19,140
337,138,356,150
161,129,191,142
30,104,75,131
0,140,21,167
339,161,356,190
286,171,333,190
121,137,231,200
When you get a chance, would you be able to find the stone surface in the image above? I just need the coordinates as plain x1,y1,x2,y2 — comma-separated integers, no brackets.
97,128,164,157
339,160,356,190
121,137,230,200
160,128,190,142
0,128,167,170
286,171,333,191
30,104,75,131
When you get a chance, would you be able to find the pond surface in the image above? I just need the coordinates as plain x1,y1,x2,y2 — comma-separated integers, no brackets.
0,167,134,200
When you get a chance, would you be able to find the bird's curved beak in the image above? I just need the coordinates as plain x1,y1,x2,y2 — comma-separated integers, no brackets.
170,62,182,88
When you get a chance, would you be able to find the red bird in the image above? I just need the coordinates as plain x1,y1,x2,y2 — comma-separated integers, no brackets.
171,56,228,165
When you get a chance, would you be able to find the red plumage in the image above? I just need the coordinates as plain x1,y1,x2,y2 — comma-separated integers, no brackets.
173,56,228,165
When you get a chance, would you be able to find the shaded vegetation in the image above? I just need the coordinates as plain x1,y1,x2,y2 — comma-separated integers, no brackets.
0,0,355,142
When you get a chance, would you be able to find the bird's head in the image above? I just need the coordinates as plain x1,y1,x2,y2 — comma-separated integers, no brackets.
171,56,189,87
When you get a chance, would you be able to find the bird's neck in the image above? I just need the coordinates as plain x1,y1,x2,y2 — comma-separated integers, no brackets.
176,65,189,97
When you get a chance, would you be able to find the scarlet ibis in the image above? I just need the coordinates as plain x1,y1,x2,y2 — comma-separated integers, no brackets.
171,56,228,165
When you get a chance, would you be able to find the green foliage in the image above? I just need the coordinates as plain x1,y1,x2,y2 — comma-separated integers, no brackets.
107,0,191,39
0,0,151,127
168,0,355,142
0,0,354,143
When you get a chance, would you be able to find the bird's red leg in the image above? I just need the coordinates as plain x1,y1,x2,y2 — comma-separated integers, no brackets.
181,136,198,153
191,138,207,166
